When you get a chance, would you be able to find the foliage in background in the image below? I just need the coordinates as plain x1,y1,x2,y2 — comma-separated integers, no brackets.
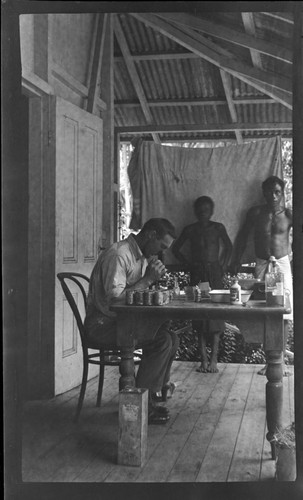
282,140,293,209
174,319,293,365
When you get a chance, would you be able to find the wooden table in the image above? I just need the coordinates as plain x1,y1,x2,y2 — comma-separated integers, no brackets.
111,298,289,459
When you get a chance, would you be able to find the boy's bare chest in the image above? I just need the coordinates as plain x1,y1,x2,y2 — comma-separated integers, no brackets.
192,225,219,244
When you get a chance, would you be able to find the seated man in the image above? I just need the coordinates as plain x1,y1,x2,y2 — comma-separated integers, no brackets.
172,196,232,373
230,175,293,375
84,218,179,424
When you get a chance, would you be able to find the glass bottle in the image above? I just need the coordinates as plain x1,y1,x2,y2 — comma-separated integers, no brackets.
173,276,180,298
265,256,284,306
230,278,241,304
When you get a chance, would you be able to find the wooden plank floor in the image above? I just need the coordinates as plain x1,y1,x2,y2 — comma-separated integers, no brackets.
22,362,294,483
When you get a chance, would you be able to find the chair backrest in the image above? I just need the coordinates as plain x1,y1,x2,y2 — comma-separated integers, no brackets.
57,272,90,346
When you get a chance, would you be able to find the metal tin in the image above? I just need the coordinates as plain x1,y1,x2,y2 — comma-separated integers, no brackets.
195,288,202,303
126,290,135,305
144,290,154,305
163,290,170,304
154,291,164,306
134,290,144,305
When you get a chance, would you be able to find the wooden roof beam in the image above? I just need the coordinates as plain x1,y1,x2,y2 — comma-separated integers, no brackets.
86,14,108,114
116,122,292,134
157,12,292,64
241,12,263,69
261,12,294,24
115,96,277,107
114,15,160,144
219,69,243,144
179,23,292,110
131,13,292,109
115,51,199,62
161,15,292,93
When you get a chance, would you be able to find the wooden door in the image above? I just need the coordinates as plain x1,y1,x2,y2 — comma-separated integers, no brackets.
53,96,103,395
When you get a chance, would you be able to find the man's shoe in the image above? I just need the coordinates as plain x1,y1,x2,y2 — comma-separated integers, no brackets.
151,392,163,403
148,408,170,425
151,403,169,415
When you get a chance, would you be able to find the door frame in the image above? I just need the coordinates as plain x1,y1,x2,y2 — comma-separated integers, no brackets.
23,79,56,399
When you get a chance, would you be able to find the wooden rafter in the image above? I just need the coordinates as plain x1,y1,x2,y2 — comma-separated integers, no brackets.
117,122,292,134
115,51,199,62
164,15,292,93
130,13,292,109
86,14,100,88
52,62,106,110
115,96,277,107
86,14,108,114
157,12,292,64
241,12,263,69
114,15,160,144
177,23,292,106
220,69,243,144
261,12,294,24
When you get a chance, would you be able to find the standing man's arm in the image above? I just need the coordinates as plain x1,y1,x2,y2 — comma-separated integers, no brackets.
171,227,191,266
218,224,233,272
286,208,293,260
230,207,256,275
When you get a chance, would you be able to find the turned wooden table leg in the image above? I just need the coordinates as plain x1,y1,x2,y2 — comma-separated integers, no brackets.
119,347,136,391
265,350,283,460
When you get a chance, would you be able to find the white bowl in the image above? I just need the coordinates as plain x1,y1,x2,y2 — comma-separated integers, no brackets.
209,289,252,304
241,290,253,303
209,290,230,303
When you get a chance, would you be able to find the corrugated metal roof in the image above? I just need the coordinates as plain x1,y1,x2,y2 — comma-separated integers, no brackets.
113,11,293,143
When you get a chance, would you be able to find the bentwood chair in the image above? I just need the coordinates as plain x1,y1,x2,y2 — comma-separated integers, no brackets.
57,272,140,422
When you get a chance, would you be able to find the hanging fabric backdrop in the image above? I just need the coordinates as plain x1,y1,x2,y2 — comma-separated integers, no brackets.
128,136,282,265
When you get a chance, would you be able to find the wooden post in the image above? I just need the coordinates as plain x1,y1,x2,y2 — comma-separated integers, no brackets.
118,388,148,467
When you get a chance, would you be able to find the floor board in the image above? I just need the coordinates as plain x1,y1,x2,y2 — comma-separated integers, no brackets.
22,361,295,483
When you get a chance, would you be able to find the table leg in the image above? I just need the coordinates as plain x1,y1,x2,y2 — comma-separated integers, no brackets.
119,347,136,391
265,350,283,459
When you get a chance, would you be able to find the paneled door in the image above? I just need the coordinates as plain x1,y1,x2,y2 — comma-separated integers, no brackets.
54,96,103,395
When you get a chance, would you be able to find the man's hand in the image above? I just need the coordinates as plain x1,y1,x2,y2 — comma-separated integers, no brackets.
145,257,166,283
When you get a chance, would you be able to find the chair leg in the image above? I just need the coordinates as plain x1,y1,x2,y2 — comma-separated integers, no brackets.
96,363,105,407
74,358,89,423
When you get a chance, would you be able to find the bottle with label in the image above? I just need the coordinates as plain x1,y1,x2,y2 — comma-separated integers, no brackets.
265,256,284,306
173,276,180,298
230,278,241,304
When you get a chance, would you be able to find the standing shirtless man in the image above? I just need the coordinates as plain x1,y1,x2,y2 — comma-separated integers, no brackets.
230,175,293,375
172,196,232,373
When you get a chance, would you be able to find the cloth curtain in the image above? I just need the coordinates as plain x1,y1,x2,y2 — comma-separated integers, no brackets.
128,137,282,265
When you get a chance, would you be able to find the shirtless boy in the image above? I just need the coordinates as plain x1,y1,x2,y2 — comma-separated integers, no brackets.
230,175,293,375
172,196,232,373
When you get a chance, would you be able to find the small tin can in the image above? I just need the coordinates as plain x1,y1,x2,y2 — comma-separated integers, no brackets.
144,290,154,305
163,290,170,304
154,290,164,305
134,290,144,306
126,290,135,305
195,287,202,303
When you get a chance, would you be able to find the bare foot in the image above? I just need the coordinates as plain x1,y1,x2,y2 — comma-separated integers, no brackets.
208,362,219,373
196,363,208,373
257,365,267,376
